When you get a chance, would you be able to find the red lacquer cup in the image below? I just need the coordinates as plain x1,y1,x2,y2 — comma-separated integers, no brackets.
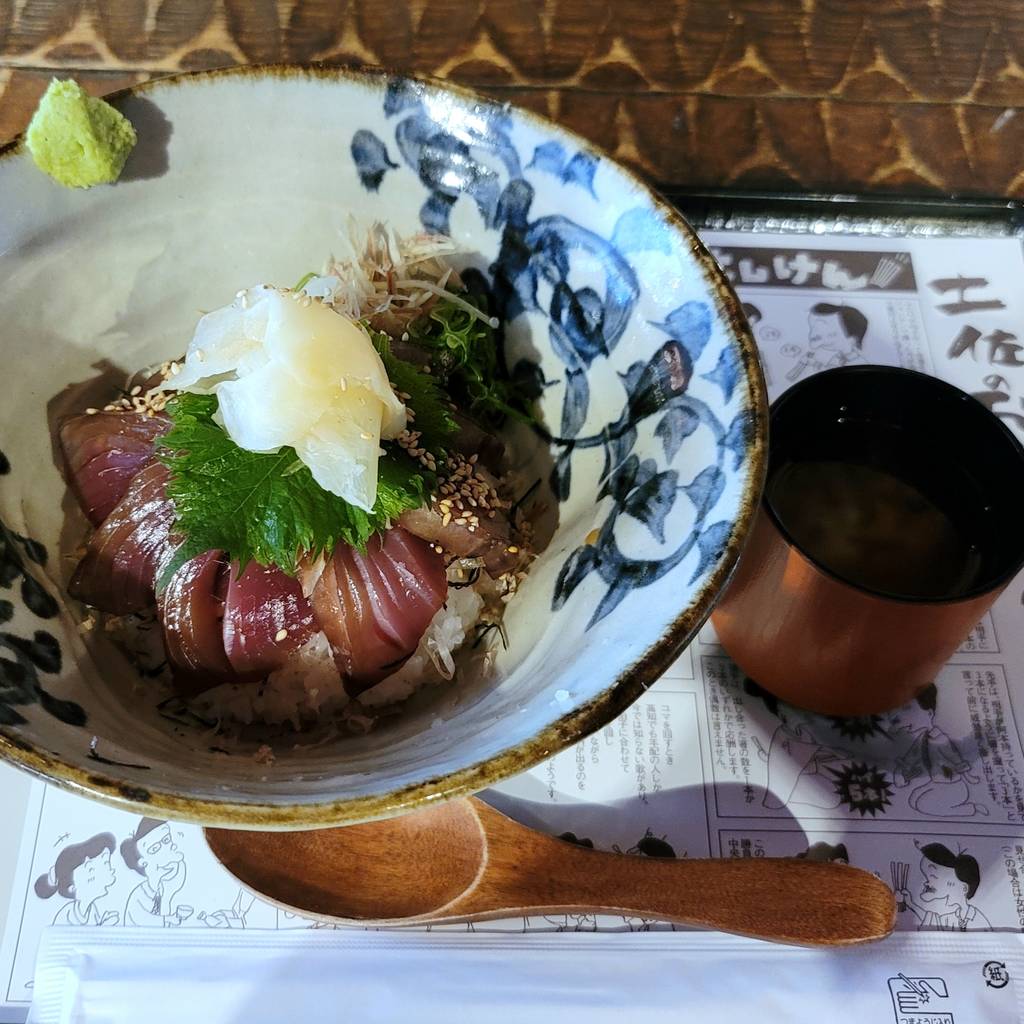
711,366,1024,716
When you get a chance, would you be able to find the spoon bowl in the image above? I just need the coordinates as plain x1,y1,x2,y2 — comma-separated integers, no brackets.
206,797,896,946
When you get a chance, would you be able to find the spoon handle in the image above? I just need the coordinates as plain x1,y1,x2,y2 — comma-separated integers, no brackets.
492,845,895,946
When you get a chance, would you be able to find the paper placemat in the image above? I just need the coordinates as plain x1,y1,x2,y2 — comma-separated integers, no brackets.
3,220,1024,1017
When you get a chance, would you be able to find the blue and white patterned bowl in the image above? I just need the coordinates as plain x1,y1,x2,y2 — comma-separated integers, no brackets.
0,67,766,827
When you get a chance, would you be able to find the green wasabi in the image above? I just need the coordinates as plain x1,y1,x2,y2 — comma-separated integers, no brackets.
26,79,137,188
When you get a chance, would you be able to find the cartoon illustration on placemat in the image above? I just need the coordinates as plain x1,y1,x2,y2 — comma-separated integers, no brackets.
612,830,678,858
744,679,893,814
783,302,869,382
890,686,989,818
827,763,895,818
894,841,992,931
745,681,843,811
704,658,1020,823
557,831,595,849
198,889,257,929
540,913,599,932
798,841,849,864
119,818,191,927
621,916,657,932
33,832,119,926
278,909,340,930
723,828,1023,931
741,302,762,330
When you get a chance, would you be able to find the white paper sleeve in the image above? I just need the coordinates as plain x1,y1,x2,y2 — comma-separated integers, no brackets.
26,927,1024,1024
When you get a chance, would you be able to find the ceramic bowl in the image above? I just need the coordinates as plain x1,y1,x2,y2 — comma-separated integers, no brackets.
0,66,766,827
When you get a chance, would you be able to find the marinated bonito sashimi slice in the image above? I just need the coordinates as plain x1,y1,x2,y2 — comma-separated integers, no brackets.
59,411,169,526
311,528,448,696
223,562,316,677
68,462,175,614
160,550,236,694
451,411,506,474
399,504,517,577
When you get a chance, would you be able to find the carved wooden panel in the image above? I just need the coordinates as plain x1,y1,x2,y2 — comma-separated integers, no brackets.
2,1,1023,195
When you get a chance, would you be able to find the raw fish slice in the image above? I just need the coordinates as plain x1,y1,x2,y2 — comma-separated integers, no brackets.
399,505,517,576
451,411,506,473
127,367,170,394
311,528,447,695
223,562,316,677
59,411,169,525
160,550,237,695
68,463,175,613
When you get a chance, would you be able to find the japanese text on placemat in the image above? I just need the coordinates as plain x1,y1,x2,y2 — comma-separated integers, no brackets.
964,668,1024,821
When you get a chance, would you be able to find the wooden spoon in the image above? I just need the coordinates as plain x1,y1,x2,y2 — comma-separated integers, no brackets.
205,796,895,946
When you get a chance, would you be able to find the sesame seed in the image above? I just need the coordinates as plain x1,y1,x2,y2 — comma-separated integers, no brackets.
442,512,452,527
86,407,98,415
275,629,288,642
130,385,142,396
507,545,519,554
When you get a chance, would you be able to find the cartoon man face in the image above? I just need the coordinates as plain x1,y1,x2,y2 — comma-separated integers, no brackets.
141,824,183,883
889,702,934,735
919,857,968,911
71,849,115,904
808,311,858,356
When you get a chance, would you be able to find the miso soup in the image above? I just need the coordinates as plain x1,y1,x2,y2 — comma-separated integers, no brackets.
768,459,984,600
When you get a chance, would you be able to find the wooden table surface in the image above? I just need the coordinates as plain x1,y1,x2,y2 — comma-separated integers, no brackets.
2,0,1024,197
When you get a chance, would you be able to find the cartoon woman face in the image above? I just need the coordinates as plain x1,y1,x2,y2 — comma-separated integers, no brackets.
71,848,116,906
